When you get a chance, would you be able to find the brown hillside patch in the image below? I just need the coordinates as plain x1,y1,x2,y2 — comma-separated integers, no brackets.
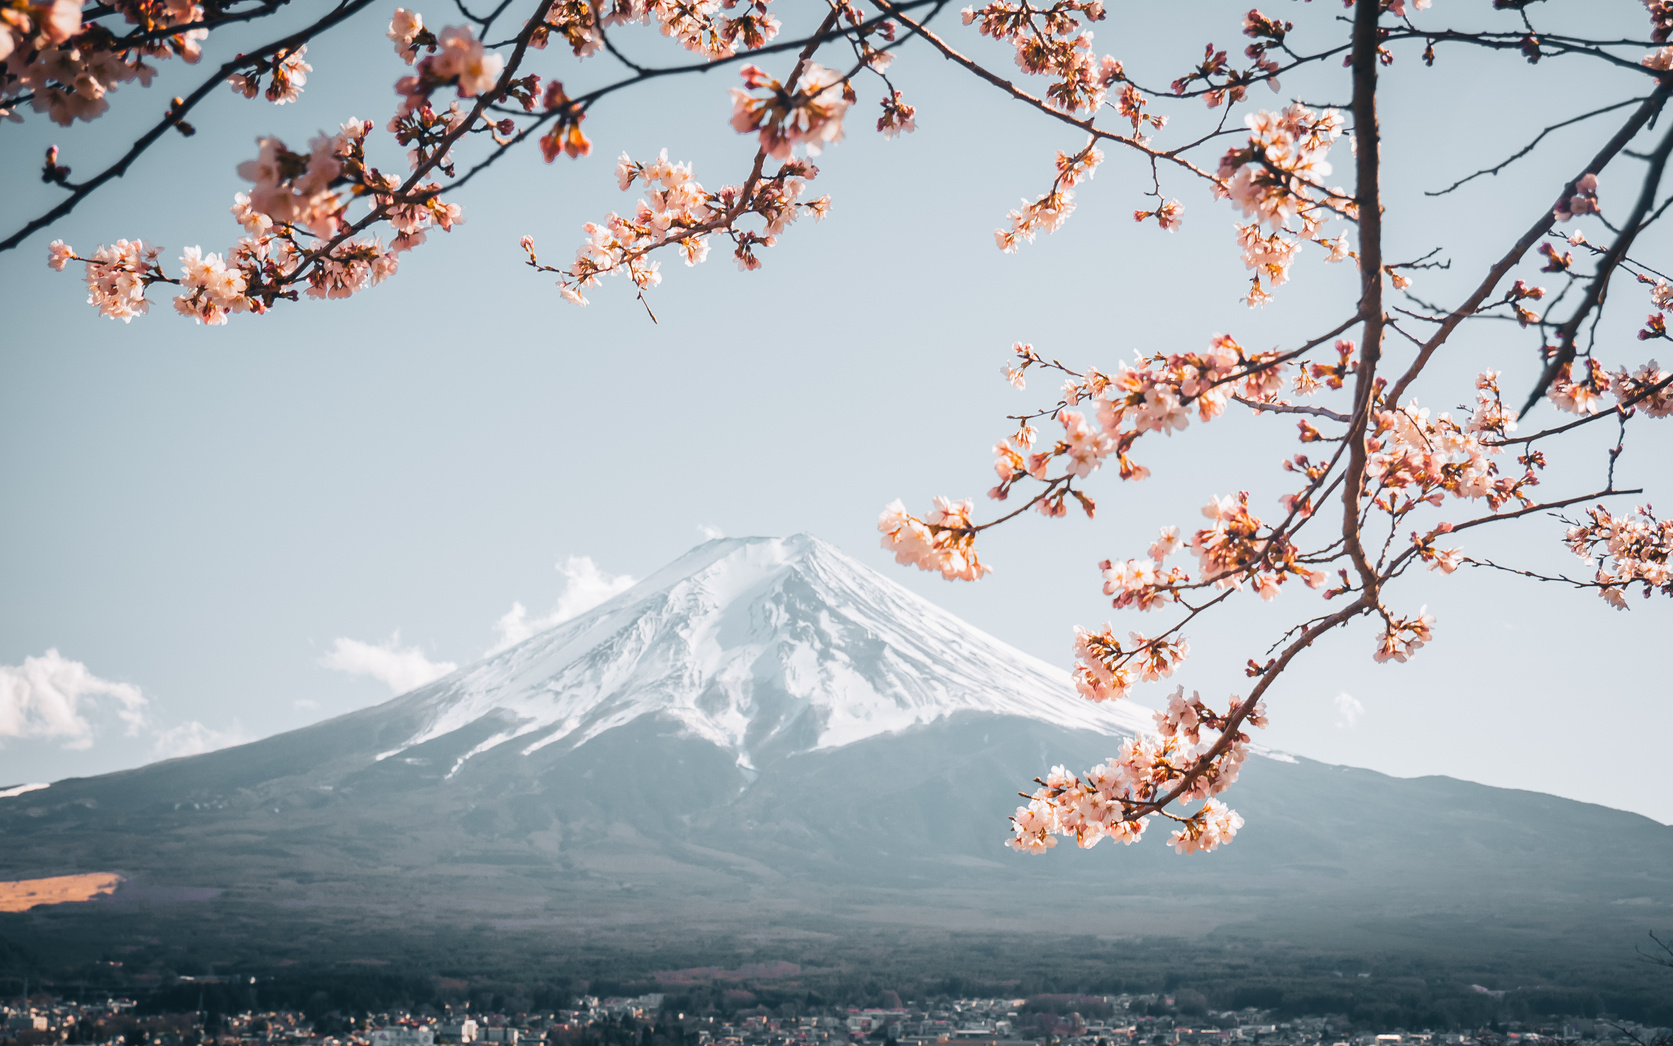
0,873,123,912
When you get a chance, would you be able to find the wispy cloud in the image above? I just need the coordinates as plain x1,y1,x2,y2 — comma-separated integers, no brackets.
0,649,146,749
320,634,458,694
697,524,725,541
1333,692,1365,729
152,720,249,760
488,555,636,654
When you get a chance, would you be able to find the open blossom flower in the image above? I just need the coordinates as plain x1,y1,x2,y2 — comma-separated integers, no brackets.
1565,504,1673,608
1,0,82,61
1615,359,1673,417
395,23,501,115
229,46,310,103
81,239,160,322
729,62,851,160
235,127,361,238
46,239,74,270
1219,105,1343,231
1555,173,1600,221
1169,798,1244,854
877,497,991,581
1149,525,1181,562
173,245,249,325
877,90,916,139
390,8,427,63
1373,609,1434,663
436,25,502,95
1546,360,1612,415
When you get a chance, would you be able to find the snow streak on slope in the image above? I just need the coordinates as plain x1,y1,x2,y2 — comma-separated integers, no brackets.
377,536,1155,776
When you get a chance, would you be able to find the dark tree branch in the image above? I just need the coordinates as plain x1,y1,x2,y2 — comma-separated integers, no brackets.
1521,106,1673,417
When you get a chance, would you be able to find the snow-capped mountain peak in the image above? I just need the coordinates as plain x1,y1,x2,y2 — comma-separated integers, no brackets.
377,535,1153,776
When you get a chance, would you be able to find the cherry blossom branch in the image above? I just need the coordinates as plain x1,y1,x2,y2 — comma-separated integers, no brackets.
1461,558,1601,590
1231,397,1350,423
866,0,1222,184
98,0,290,50
1128,596,1368,821
0,0,379,254
278,0,563,289
1438,487,1644,539
1384,83,1673,405
1521,108,1673,417
439,3,937,197
1424,97,1650,198
1489,372,1673,448
1339,0,1387,601
732,5,845,211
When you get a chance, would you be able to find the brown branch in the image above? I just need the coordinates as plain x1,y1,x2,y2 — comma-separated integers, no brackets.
1444,486,1643,537
1520,108,1673,417
1339,0,1386,601
1425,97,1650,197
1232,397,1351,423
1129,595,1369,821
1489,372,1673,447
1384,83,1673,405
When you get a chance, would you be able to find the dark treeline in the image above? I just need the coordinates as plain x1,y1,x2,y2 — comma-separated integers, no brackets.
2,917,1670,1033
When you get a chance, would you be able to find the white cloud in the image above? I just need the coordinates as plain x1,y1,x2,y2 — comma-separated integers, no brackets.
293,698,320,711
152,720,249,760
1334,691,1365,729
0,649,147,749
488,555,636,654
698,524,725,541
320,633,458,694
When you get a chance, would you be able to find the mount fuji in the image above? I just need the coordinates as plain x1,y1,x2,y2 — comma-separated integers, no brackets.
2,535,1670,967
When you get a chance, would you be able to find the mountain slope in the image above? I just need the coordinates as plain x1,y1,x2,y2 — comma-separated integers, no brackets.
1,535,1669,969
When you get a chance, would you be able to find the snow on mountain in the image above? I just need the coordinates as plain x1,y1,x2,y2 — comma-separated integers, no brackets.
376,535,1155,777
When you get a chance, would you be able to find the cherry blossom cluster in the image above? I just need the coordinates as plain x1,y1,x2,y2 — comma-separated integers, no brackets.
227,44,310,105
1009,685,1259,855
961,0,1122,114
1554,173,1600,221
525,147,828,305
1215,105,1351,305
877,497,992,581
1544,360,1614,416
53,115,465,322
1372,608,1434,664
1100,527,1188,612
1069,625,1189,703
2,0,208,125
1170,4,1294,111
533,0,780,61
48,237,161,322
1564,505,1673,609
1613,359,1673,417
995,142,1102,252
393,22,503,117
1191,491,1318,598
1368,394,1533,512
730,61,853,160
986,335,1293,521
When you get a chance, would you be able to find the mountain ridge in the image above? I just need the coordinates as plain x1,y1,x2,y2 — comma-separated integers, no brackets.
1,533,1669,974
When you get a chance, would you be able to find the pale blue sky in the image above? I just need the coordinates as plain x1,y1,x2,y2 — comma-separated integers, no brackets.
3,1,1670,822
